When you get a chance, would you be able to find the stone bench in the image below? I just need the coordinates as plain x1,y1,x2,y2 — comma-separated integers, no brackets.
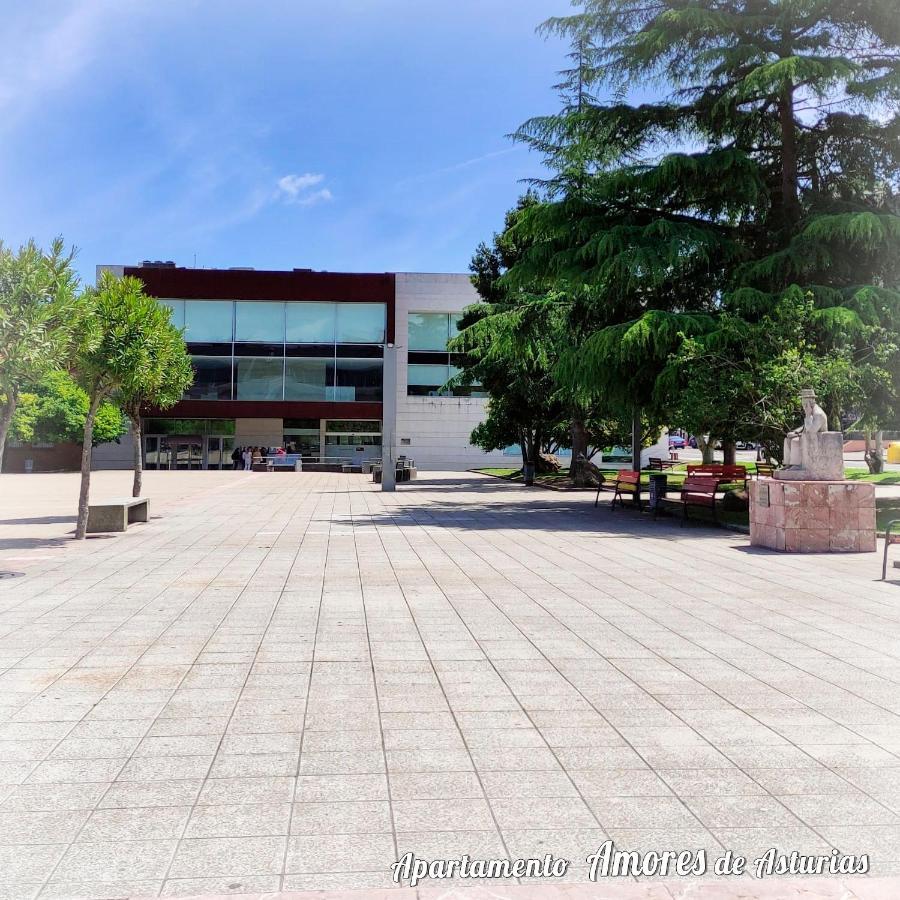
86,498,149,533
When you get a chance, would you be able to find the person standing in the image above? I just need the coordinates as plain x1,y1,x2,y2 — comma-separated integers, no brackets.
231,446,242,470
242,447,252,471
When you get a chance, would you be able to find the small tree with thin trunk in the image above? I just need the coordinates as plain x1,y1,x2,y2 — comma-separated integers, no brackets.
0,239,79,472
116,314,193,498
72,273,177,539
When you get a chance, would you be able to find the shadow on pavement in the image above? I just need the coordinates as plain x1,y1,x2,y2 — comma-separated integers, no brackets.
0,515,77,526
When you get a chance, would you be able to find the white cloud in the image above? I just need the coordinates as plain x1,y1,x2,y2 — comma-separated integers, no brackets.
294,187,333,207
275,173,333,206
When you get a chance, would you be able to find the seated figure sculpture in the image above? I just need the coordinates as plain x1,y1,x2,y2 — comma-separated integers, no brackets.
774,389,844,481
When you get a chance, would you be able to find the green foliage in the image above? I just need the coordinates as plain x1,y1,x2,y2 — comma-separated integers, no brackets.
114,305,194,421
74,272,187,404
0,238,83,462
11,371,126,446
0,238,80,395
499,0,900,441
658,291,881,459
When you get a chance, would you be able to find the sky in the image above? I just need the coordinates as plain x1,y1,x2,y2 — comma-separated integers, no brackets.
1,0,570,284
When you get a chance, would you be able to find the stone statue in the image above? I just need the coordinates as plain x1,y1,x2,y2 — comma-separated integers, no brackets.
774,389,844,481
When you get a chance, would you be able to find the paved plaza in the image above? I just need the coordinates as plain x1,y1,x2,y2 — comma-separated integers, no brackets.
0,470,899,899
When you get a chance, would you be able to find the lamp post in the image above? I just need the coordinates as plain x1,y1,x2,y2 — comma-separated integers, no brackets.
381,343,397,492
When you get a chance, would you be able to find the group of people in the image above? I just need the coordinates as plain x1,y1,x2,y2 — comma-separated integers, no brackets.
229,446,281,470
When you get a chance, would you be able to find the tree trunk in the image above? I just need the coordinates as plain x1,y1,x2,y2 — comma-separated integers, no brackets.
863,428,884,474
778,80,801,225
697,435,715,465
131,414,143,498
0,392,18,475
570,417,588,487
722,440,737,466
631,408,642,471
75,394,102,540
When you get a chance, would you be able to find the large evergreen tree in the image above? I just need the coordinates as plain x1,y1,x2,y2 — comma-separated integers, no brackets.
507,0,900,458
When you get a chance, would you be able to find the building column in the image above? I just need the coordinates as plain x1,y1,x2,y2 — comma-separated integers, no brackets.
382,344,398,491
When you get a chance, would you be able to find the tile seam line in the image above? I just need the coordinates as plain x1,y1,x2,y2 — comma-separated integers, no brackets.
368,489,662,874
455,512,900,837
36,479,301,895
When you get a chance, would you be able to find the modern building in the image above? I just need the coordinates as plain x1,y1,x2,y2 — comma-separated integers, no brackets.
92,263,512,472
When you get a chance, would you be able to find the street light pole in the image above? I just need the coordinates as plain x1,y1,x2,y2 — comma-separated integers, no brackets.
381,343,397,492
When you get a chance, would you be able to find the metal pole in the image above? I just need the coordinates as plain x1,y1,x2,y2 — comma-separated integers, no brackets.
381,344,397,492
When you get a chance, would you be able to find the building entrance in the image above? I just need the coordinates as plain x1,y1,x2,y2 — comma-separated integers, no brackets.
143,424,236,471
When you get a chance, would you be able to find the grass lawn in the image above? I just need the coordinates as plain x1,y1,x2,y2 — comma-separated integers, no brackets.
845,468,900,484
877,502,900,535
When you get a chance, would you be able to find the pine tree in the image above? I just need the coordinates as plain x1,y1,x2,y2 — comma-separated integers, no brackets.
508,0,900,453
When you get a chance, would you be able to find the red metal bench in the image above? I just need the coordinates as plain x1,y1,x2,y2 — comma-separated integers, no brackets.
686,464,748,489
686,464,746,479
678,476,723,524
595,470,643,511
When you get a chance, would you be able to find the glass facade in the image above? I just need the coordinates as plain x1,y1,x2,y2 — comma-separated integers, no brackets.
408,312,457,351
336,303,385,343
185,300,233,342
406,312,482,396
286,303,335,343
186,358,233,400
235,302,284,342
158,298,386,403
285,359,331,401
235,358,284,400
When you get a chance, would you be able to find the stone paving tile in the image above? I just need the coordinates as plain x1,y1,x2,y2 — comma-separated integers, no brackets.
2,470,900,895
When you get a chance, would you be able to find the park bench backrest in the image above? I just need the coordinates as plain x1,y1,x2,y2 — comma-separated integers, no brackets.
687,464,746,480
616,471,641,492
681,477,721,506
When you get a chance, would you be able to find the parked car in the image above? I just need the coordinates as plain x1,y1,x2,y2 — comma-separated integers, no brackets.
688,436,698,448
668,435,686,449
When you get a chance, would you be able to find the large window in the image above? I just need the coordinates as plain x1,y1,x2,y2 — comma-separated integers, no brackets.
408,312,455,351
160,298,387,403
285,358,332,401
407,363,484,398
235,302,284,342
186,357,232,400
336,303,385,343
184,300,233,342
286,303,335,343
407,364,451,396
406,312,480,396
333,359,382,402
235,357,284,400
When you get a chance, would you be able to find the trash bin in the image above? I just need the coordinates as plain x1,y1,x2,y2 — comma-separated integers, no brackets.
648,472,668,511
24,459,33,474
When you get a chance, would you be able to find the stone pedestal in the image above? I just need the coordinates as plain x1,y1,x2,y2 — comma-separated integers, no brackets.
749,479,876,553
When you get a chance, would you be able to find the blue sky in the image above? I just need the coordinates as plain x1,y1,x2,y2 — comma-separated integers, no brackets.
1,1,569,284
